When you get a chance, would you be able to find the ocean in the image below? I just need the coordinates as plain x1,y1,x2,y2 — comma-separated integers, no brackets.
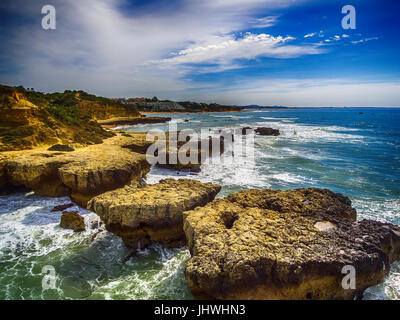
1,108,399,300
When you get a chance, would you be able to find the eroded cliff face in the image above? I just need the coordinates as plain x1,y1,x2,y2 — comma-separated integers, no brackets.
76,100,140,120
87,179,221,250
183,188,400,300
0,85,115,151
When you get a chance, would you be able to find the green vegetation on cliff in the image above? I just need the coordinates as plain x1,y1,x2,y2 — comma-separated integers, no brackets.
0,85,124,151
19,87,139,124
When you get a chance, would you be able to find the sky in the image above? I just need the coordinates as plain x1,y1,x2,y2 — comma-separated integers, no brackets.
0,0,400,107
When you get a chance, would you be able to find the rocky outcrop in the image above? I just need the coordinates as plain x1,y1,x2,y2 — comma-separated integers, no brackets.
255,127,280,136
240,127,280,136
0,135,151,205
156,135,229,173
58,139,150,206
119,132,229,173
60,211,85,232
183,188,400,300
88,179,221,251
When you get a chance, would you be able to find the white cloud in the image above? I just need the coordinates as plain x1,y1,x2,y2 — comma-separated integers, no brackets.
352,37,379,44
156,33,322,65
0,0,313,98
249,16,278,28
342,34,349,38
0,0,394,107
304,33,316,38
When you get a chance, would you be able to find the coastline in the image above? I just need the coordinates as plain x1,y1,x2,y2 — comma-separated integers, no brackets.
141,110,242,114
0,102,399,300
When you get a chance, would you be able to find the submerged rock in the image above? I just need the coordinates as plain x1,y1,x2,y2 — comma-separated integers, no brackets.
88,179,221,251
51,203,74,212
183,188,400,300
60,211,85,232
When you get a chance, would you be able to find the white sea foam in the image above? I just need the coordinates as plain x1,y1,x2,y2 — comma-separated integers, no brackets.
91,245,190,300
364,262,400,300
269,172,315,184
352,198,400,225
260,117,297,122
0,193,192,300
146,134,270,189
168,118,186,124
247,120,366,144
211,114,252,120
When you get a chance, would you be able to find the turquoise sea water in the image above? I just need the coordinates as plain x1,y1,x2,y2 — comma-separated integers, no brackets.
0,108,399,299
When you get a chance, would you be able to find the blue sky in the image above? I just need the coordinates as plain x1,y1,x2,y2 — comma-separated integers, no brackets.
0,0,400,106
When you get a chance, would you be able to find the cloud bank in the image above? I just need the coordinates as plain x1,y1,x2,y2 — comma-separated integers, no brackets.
0,0,398,106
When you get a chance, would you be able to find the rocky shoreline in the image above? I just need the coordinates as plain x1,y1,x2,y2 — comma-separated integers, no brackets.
1,85,399,300
1,129,400,299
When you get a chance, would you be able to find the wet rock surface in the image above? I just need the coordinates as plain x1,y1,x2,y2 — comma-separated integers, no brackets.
88,179,221,251
51,203,74,212
239,127,280,136
183,188,400,300
60,211,85,232
255,127,280,136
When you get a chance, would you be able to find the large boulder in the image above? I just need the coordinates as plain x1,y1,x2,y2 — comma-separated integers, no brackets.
183,188,400,300
60,211,85,232
88,179,221,251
